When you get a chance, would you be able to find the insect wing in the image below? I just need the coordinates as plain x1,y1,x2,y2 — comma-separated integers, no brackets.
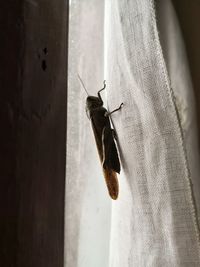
102,126,120,199
102,126,120,173
90,109,120,200
103,167,119,200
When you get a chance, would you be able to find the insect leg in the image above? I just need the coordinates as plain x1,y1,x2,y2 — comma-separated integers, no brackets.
105,103,123,117
112,129,117,140
97,80,106,102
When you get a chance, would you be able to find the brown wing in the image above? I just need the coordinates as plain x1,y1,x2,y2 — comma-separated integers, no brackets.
103,167,119,200
102,127,120,173
90,108,120,200
102,126,120,199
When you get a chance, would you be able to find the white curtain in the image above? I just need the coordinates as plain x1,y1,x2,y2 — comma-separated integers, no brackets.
66,0,200,266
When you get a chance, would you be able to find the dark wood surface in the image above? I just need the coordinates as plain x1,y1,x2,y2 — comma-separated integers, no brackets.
0,1,68,266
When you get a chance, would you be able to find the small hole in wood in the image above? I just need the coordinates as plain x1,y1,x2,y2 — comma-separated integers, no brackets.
43,47,48,55
42,60,47,71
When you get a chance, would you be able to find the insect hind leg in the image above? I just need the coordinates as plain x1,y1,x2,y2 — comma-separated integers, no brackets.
112,129,118,140
105,103,123,117
98,80,106,101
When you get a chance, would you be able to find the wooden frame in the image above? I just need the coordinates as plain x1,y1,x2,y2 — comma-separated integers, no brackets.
0,1,68,266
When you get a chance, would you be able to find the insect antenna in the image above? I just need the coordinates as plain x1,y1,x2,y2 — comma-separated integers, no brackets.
77,74,89,96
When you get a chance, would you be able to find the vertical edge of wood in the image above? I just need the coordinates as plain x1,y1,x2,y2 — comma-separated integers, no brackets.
0,1,24,266
0,0,68,266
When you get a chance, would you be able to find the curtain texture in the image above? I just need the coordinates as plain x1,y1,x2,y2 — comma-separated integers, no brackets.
66,0,200,266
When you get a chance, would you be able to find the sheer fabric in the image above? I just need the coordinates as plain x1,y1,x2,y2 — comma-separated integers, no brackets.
66,0,200,266
66,2,110,267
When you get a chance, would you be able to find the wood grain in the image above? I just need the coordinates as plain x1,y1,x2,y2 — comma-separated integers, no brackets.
0,1,68,266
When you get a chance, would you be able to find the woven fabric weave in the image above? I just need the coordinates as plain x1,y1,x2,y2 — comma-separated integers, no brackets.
66,0,200,266
105,0,200,266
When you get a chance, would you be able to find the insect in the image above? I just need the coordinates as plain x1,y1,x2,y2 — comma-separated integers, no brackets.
78,75,123,200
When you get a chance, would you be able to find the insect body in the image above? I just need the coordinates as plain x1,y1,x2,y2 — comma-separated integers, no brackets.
85,80,123,200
